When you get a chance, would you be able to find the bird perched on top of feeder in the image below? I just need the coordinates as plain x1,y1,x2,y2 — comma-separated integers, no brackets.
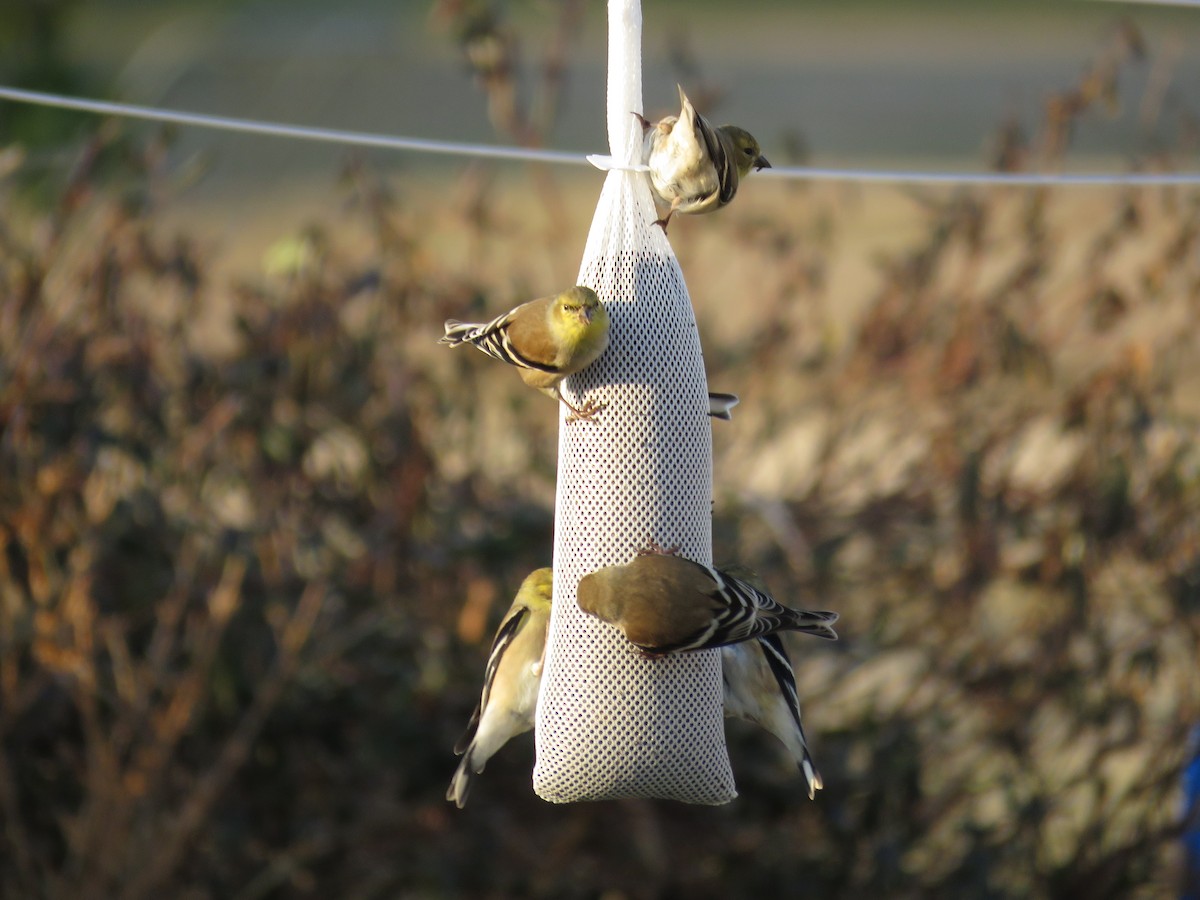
637,85,771,232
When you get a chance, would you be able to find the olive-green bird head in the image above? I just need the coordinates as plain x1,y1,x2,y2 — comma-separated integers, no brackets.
555,285,604,328
515,567,554,613
721,126,771,177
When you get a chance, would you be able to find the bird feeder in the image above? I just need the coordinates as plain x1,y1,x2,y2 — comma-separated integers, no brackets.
533,0,737,804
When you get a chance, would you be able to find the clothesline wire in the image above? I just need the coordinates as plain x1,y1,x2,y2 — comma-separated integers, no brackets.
3,85,1200,188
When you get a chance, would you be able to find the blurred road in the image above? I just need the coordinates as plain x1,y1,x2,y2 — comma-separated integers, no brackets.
66,0,1200,175
28,0,1200,276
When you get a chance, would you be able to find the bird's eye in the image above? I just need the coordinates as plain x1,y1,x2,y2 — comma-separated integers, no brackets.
743,147,755,156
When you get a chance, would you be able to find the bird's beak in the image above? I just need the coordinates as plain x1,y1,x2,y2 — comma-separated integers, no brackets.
755,155,772,171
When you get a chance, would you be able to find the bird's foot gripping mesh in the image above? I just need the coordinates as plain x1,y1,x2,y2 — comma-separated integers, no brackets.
531,94,737,803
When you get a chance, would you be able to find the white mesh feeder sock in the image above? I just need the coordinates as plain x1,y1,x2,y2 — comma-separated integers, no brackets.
532,0,737,805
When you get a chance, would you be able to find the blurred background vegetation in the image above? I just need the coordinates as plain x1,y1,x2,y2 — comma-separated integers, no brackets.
2,1,1200,897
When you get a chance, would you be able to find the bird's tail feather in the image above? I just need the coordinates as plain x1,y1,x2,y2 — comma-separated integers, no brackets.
779,608,839,641
439,319,479,346
446,752,475,808
707,391,739,421
757,634,823,799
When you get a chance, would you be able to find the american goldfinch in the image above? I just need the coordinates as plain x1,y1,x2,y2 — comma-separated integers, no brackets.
707,391,739,421
447,567,553,808
576,552,837,657
723,634,824,799
439,286,610,421
638,85,771,232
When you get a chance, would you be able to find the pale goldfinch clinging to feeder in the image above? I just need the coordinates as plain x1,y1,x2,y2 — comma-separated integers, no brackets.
637,85,771,232
440,286,610,422
576,551,838,657
723,634,824,800
447,568,553,808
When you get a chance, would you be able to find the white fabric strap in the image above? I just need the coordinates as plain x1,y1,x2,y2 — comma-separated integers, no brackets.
586,154,650,173
532,0,737,804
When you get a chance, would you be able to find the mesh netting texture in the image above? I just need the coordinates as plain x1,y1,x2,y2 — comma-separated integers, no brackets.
531,155,737,803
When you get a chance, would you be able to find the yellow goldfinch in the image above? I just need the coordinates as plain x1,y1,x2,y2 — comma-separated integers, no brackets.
723,634,824,799
638,85,771,232
707,391,739,421
447,567,553,808
439,286,609,421
575,552,837,657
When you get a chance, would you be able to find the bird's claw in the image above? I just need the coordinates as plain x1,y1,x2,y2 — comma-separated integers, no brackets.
637,539,682,557
563,398,605,424
636,648,668,660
